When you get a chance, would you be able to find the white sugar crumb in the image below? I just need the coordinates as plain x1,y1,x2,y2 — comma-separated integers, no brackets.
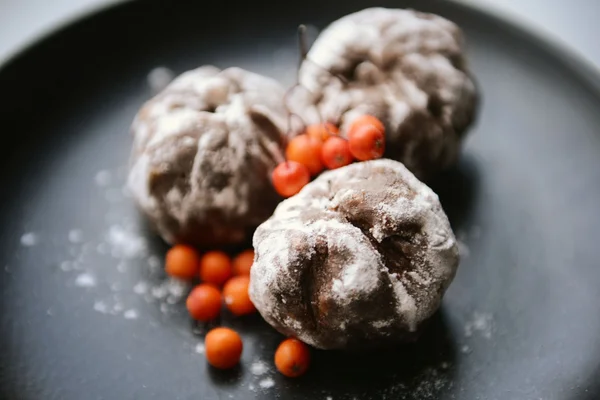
75,273,96,287
124,309,138,319
133,281,149,295
151,278,189,302
248,384,256,392
94,300,109,313
326,397,333,400
195,343,205,354
107,224,148,259
147,66,175,93
465,311,493,339
95,170,112,186
152,285,168,299
258,377,275,389
372,319,392,329
68,229,83,243
461,344,471,354
250,360,269,376
20,232,38,246
410,367,451,399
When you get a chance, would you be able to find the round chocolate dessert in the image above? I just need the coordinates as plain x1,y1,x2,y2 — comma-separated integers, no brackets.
128,66,289,246
291,8,479,180
249,159,459,350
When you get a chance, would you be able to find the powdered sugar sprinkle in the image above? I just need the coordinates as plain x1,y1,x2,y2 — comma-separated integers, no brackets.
106,224,148,260
258,377,275,389
250,360,269,376
123,309,138,320
464,311,494,339
75,273,96,287
20,232,38,246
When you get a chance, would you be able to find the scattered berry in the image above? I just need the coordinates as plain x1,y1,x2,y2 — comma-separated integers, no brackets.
347,115,385,161
199,251,233,286
165,245,200,280
285,134,323,176
274,338,311,378
306,122,339,142
232,249,254,276
348,114,385,136
223,276,256,316
321,136,353,169
186,284,222,322
205,327,243,369
348,123,385,161
272,161,310,198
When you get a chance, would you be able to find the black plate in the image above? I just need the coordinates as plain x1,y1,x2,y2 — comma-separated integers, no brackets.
2,0,600,399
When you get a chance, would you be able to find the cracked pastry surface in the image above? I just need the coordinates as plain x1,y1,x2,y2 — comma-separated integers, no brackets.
249,159,459,350
291,7,479,180
128,66,289,247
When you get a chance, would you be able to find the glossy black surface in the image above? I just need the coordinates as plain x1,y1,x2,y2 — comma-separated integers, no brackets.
1,1,600,399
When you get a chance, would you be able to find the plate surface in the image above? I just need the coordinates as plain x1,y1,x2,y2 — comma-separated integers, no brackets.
1,1,600,399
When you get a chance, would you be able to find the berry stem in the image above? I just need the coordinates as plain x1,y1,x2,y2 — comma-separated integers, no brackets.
283,83,309,136
297,24,309,73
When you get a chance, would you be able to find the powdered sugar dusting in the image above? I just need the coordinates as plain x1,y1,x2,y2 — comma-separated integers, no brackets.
250,159,458,349
133,281,148,295
150,278,189,303
20,232,38,246
106,224,148,259
75,273,96,287
128,66,289,247
294,7,478,180
464,311,494,339
372,319,393,329
258,377,275,389
94,300,109,313
195,343,205,354
250,360,269,376
123,309,138,320
23,162,195,324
